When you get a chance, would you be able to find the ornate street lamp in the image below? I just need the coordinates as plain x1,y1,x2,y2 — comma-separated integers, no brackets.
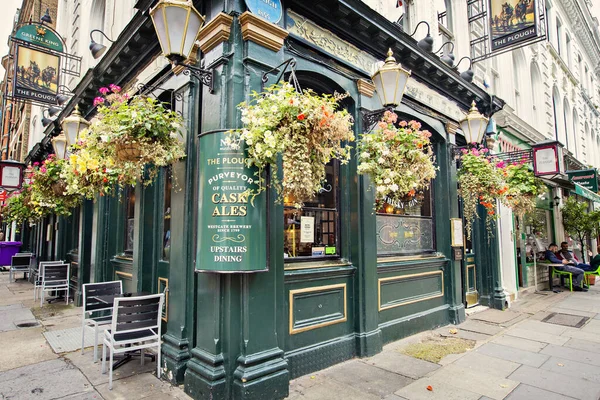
459,101,489,145
372,49,411,108
51,132,68,160
61,106,89,146
150,0,215,92
362,49,411,131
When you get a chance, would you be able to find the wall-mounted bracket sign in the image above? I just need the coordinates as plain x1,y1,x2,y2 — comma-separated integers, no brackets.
244,0,282,23
532,141,564,177
196,130,267,273
14,24,64,52
0,160,26,191
567,169,598,193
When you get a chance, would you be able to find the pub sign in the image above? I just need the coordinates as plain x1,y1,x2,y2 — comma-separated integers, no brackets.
13,45,60,104
533,142,564,177
489,0,540,51
196,130,267,272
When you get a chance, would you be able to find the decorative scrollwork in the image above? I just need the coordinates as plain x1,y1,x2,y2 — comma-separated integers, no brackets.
319,184,333,193
212,234,246,243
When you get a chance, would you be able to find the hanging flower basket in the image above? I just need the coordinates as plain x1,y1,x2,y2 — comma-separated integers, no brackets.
357,111,437,206
228,82,354,207
51,180,67,196
115,142,142,162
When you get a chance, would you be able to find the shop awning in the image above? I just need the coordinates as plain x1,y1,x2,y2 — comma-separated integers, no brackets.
572,183,600,208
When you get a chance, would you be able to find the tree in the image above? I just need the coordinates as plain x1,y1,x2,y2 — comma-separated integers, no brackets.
561,196,600,263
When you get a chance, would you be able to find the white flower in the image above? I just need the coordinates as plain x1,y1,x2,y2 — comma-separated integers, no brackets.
271,106,278,113
246,138,253,145
390,184,399,192
376,185,386,193
361,152,370,159
378,157,385,164
382,149,390,156
241,117,250,124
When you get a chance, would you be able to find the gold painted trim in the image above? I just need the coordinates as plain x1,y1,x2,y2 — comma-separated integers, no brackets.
377,255,445,264
284,260,352,271
289,283,347,335
158,277,169,322
115,271,133,279
357,79,375,97
467,264,476,291
239,12,289,53
197,13,233,53
378,271,444,311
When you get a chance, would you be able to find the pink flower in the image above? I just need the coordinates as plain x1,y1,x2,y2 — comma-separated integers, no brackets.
377,121,387,129
481,148,489,153
40,167,47,173
93,97,105,106
471,149,480,156
109,84,121,93
496,161,506,169
99,87,110,95
399,121,408,128
462,149,468,154
33,162,40,166
409,120,421,130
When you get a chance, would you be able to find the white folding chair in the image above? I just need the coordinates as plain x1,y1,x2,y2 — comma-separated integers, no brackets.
39,263,70,307
33,261,65,300
82,281,123,362
102,293,164,390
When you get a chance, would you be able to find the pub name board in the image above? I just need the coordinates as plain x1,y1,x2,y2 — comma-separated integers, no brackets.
196,131,267,272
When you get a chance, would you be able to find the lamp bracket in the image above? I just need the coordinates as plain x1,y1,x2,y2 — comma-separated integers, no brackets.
261,58,298,91
361,106,395,133
174,60,215,94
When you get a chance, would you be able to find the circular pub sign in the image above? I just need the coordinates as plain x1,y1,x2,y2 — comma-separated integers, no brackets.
244,0,282,23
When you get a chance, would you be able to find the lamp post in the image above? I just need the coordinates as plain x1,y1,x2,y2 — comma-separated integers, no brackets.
362,49,411,131
61,106,90,146
149,0,215,93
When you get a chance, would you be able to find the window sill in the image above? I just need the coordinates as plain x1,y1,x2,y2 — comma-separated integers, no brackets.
284,258,351,271
377,253,445,264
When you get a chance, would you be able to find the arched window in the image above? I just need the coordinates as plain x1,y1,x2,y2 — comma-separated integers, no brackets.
555,18,562,54
552,87,564,143
572,110,579,159
565,33,572,68
90,0,106,47
512,50,526,118
563,98,570,150
530,63,542,124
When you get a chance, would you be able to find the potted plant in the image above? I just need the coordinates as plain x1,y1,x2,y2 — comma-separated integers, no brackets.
228,82,354,207
357,110,437,207
1,187,39,224
457,146,508,239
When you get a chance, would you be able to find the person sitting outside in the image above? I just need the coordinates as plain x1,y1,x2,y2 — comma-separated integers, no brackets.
558,241,594,271
545,243,587,292
589,245,600,272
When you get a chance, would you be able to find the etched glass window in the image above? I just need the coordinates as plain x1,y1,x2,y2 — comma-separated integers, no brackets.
376,184,435,256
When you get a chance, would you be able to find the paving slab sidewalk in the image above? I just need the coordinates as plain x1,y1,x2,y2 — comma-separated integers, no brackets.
288,285,600,399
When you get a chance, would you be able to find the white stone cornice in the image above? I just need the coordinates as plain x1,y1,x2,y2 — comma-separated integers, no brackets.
493,109,547,145
557,0,600,70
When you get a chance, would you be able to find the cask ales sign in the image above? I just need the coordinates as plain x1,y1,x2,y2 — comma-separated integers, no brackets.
196,130,267,272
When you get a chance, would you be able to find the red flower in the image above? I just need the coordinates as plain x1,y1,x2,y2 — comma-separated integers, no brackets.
297,113,305,120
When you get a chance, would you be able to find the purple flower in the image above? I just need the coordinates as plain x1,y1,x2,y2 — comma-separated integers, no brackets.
99,87,110,95
93,97,105,106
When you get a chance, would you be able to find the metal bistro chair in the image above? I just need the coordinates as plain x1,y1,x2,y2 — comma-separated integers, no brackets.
82,281,123,362
33,261,65,300
9,254,32,282
102,293,164,390
39,263,70,307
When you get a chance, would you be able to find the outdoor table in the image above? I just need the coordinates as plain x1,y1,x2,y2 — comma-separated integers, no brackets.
543,263,567,291
93,292,153,370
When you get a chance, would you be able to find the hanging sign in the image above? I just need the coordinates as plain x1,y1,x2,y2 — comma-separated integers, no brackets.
14,24,64,52
489,0,539,51
13,45,60,104
196,130,267,273
567,169,598,193
532,142,563,176
0,161,25,190
244,0,282,23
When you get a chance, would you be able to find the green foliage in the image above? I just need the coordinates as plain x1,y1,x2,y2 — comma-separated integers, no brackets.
561,196,600,261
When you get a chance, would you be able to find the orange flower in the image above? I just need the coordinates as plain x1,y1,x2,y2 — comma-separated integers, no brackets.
408,189,416,196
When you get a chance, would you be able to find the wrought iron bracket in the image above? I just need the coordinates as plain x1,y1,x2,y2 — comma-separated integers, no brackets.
173,60,215,94
361,106,395,133
261,58,297,91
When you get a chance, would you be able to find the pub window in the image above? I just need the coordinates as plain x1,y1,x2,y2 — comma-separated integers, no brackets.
284,160,339,259
123,187,135,254
376,181,436,256
162,173,172,261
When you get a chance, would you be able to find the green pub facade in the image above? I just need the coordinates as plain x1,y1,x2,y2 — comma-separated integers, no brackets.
24,0,506,399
